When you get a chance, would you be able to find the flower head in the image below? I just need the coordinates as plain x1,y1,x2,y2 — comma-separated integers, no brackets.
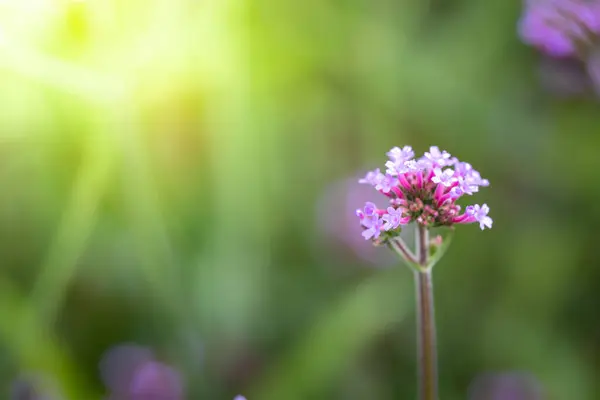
356,146,492,241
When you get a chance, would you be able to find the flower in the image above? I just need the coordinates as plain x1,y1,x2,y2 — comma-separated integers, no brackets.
385,146,416,175
382,207,408,231
99,343,184,400
356,146,492,241
467,204,493,230
432,168,457,187
375,174,397,193
518,0,600,58
358,168,381,185
129,361,184,400
361,214,384,240
363,202,377,217
423,146,452,167
386,145,414,163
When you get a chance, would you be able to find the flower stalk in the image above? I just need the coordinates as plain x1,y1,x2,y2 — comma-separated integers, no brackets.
355,145,492,400
415,226,438,400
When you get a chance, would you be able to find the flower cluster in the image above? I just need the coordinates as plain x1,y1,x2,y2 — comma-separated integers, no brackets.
518,0,600,58
356,146,492,242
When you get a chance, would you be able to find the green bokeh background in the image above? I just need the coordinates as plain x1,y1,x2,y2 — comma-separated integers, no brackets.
0,0,598,399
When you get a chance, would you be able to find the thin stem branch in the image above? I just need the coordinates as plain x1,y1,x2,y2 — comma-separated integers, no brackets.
388,237,418,266
415,225,438,400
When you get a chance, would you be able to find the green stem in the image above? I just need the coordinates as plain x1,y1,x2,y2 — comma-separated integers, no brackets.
415,225,438,400
389,237,418,266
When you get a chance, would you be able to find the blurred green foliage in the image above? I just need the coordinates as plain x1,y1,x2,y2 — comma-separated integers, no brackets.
0,0,599,399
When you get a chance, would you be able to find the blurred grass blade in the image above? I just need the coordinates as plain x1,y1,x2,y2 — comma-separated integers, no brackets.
31,131,115,327
252,267,411,400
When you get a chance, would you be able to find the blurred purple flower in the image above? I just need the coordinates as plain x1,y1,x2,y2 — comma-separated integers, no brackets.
519,0,600,96
99,343,184,400
11,379,41,400
519,0,600,58
468,371,545,400
100,344,155,395
129,362,183,400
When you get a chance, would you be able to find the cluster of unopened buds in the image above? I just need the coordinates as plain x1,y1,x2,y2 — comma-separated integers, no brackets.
356,146,492,243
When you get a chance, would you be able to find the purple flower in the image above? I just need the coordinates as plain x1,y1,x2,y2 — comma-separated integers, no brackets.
382,207,406,231
423,146,452,167
385,146,416,175
452,162,490,195
374,173,397,193
385,159,423,176
453,161,473,177
233,396,247,400
519,0,600,58
358,168,381,185
100,344,155,395
99,343,184,400
384,160,401,176
452,177,478,196
455,162,489,185
466,204,493,230
129,361,184,400
431,168,457,187
361,215,384,240
356,145,492,239
363,202,377,217
386,145,414,163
